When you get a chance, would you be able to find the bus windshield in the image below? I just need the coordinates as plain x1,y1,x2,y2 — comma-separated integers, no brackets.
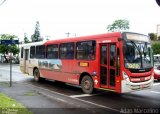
123,34,152,69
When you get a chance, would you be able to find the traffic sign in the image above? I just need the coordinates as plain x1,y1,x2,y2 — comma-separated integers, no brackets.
0,40,19,45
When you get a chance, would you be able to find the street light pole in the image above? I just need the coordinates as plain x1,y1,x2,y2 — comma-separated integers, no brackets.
65,32,71,37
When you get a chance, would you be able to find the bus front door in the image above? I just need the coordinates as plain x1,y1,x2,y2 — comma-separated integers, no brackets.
24,49,29,73
100,44,116,90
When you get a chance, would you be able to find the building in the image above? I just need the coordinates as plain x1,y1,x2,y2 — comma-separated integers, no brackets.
157,24,160,40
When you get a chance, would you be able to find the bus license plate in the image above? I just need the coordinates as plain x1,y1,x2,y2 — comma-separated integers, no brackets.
140,84,145,88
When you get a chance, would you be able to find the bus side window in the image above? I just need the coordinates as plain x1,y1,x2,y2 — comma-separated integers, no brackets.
36,45,45,59
21,47,23,58
30,46,35,58
60,43,74,59
46,44,58,59
76,41,96,60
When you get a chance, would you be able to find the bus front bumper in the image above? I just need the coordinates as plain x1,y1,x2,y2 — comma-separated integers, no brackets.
121,77,154,93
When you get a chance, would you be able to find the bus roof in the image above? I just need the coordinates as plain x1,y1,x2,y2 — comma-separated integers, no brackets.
44,32,122,45
20,32,148,47
19,41,45,49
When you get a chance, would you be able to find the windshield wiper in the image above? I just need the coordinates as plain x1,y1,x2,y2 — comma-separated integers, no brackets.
130,41,143,68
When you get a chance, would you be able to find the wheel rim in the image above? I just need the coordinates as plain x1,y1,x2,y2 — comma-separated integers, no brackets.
83,80,91,90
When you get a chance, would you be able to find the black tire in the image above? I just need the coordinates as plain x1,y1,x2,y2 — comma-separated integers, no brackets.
158,79,160,82
33,69,44,82
81,75,94,94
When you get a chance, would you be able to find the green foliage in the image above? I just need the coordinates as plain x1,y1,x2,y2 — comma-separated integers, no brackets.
0,34,19,62
107,19,130,32
31,21,43,42
0,34,19,55
152,42,160,54
24,33,30,44
148,33,157,40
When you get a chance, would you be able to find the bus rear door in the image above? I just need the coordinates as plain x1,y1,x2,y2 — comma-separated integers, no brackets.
100,43,117,90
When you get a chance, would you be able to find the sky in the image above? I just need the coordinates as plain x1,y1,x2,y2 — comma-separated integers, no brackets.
0,0,160,41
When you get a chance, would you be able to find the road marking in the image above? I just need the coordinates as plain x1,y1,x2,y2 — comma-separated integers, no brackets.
153,83,160,86
71,96,119,112
24,82,119,112
70,93,99,98
150,91,160,94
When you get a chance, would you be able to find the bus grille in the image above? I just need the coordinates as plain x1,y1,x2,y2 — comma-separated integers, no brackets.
130,76,151,83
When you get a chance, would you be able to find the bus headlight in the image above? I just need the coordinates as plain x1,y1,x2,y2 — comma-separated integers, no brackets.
122,71,129,81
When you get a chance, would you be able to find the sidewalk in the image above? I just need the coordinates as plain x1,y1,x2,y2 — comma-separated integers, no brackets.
0,82,113,114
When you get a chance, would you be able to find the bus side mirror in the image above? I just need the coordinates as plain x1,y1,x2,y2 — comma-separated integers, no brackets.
156,0,160,7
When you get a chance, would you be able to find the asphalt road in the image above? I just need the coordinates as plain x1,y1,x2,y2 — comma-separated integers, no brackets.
0,64,160,114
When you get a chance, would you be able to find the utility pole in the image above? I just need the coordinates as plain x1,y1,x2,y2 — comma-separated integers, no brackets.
46,35,50,40
65,32,71,37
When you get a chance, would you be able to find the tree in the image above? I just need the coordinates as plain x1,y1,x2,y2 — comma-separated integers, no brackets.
107,19,130,32
31,21,43,42
24,33,30,44
0,34,19,63
148,33,157,41
152,42,160,55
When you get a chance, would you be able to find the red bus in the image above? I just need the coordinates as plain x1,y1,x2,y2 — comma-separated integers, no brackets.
20,32,154,94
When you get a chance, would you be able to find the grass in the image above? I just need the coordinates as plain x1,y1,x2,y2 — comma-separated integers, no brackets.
0,93,32,114
23,91,38,96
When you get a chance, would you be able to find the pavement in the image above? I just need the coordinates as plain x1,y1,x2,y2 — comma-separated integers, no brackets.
0,81,115,114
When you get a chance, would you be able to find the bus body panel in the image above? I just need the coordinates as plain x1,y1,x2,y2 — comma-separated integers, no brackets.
19,32,154,93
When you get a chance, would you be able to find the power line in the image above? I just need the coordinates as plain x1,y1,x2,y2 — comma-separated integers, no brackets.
0,0,6,7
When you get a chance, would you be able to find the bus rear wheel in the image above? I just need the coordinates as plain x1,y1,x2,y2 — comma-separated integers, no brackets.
33,69,43,82
81,75,94,94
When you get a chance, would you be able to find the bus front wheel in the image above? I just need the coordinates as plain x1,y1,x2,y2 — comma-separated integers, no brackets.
81,75,94,94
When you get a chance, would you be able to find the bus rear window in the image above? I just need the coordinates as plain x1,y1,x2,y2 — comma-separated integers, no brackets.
76,41,96,60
